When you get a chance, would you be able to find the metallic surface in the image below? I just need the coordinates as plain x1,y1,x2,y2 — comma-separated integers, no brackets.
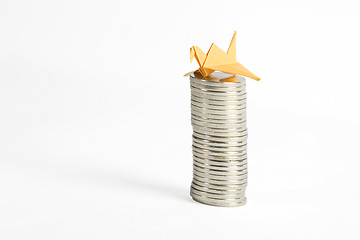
190,72,248,207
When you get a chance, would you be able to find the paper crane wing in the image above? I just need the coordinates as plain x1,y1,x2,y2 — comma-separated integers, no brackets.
185,46,211,76
203,43,234,68
191,46,206,66
206,62,260,81
226,31,236,62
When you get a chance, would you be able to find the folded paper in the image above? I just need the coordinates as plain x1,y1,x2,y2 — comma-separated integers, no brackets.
185,31,260,82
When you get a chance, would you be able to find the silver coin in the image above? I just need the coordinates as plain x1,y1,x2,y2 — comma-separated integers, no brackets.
192,122,247,131
193,174,247,186
190,74,246,85
193,148,247,158
192,129,248,138
193,130,247,141
193,135,247,145
193,165,247,176
191,109,246,120
190,75,246,85
191,185,246,198
193,160,247,170
191,94,246,106
190,194,247,207
191,115,247,125
191,183,248,192
191,183,245,195
193,152,247,162
191,99,246,110
193,155,248,164
193,141,247,152
191,120,247,131
191,104,246,115
190,187,247,200
192,173,248,185
191,191,247,203
193,161,247,171
192,178,248,191
190,86,246,96
193,169,248,180
191,93,247,101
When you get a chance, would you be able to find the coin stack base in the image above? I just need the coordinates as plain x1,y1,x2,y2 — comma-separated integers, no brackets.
190,72,248,207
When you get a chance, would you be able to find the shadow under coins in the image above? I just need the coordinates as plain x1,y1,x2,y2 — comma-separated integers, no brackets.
8,157,192,203
76,166,191,202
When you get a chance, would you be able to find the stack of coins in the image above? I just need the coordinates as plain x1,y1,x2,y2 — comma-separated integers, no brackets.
190,72,248,207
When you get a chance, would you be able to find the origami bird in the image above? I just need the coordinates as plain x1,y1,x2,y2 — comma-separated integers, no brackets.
185,31,260,82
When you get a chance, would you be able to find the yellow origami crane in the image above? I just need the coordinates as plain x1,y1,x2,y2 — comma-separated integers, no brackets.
185,31,260,82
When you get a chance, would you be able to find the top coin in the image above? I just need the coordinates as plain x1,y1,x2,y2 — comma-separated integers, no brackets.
190,72,246,84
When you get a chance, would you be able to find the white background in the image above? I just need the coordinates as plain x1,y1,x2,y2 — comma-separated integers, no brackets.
1,0,360,239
